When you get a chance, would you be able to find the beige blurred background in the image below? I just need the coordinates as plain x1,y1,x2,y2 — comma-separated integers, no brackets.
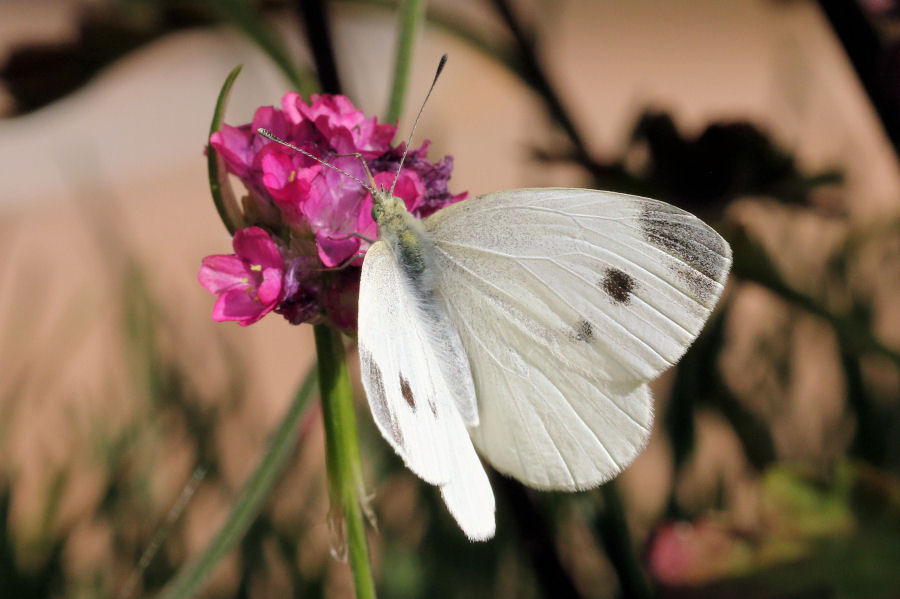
1,0,898,596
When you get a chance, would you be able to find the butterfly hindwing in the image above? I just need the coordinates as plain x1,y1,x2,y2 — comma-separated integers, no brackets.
425,188,731,490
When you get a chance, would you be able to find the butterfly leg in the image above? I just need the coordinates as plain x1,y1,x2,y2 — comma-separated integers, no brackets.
318,251,367,272
328,232,376,244
331,151,376,188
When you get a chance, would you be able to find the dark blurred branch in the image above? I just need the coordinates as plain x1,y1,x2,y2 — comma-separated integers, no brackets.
0,484,66,597
817,0,900,159
531,146,646,193
339,0,519,70
841,349,889,466
487,0,593,166
494,476,585,599
665,306,777,517
0,11,183,115
236,515,271,598
729,224,900,368
701,309,777,472
712,383,778,472
0,1,314,115
296,0,342,94
594,483,654,599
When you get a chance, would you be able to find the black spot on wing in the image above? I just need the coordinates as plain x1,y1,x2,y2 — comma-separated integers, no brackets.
360,348,404,448
600,268,636,304
574,319,594,342
639,205,729,303
399,374,415,411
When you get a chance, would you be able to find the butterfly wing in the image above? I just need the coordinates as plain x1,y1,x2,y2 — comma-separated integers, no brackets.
358,241,494,539
425,188,732,490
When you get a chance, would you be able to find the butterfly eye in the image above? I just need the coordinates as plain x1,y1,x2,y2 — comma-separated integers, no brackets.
372,202,383,223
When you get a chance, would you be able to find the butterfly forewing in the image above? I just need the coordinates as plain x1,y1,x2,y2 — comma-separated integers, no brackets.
425,188,731,489
358,241,495,538
359,242,453,484
439,432,495,540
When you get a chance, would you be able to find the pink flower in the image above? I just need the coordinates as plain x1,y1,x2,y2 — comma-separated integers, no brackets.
198,227,284,326
203,92,466,330
282,93,395,157
645,519,743,586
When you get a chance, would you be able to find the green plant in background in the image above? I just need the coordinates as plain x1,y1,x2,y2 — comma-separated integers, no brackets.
2,1,900,599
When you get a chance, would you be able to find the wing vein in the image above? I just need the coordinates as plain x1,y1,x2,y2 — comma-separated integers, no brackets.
444,295,530,478
437,247,638,377
451,295,580,487
514,260,673,367
538,255,696,338
437,237,711,311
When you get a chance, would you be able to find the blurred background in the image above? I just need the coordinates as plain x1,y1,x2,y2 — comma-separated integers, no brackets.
2,0,900,597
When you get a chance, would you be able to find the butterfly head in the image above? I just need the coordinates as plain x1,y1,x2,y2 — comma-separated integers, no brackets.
371,189,408,225
371,188,420,249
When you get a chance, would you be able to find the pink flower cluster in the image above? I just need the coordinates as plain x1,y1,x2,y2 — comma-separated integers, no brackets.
198,93,466,330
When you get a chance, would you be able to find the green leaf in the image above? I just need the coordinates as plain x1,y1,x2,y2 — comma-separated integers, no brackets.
386,0,427,123
159,367,318,599
207,64,244,236
203,0,316,96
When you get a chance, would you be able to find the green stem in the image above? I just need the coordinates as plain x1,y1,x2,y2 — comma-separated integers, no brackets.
159,368,318,599
208,65,244,236
314,325,376,599
386,0,427,123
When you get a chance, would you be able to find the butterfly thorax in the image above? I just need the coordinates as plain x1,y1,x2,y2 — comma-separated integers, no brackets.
371,188,437,291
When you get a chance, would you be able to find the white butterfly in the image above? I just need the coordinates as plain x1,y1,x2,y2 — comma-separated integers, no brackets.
358,186,731,540
256,56,730,540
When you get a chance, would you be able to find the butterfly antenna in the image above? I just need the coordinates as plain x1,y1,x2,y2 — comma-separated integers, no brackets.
389,54,448,197
257,128,376,194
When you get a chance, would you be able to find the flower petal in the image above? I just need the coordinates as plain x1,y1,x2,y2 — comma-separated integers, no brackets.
322,267,360,331
212,288,270,325
373,170,425,212
281,91,307,125
356,193,378,244
261,151,321,226
251,105,291,144
257,266,284,305
316,231,360,268
303,159,367,234
233,227,284,270
198,255,250,294
210,125,254,178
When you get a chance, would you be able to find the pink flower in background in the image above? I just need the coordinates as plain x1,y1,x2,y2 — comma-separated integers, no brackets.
198,227,285,326
202,92,466,330
646,519,744,587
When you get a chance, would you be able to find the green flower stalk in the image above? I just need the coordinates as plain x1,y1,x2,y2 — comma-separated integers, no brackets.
315,325,376,598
